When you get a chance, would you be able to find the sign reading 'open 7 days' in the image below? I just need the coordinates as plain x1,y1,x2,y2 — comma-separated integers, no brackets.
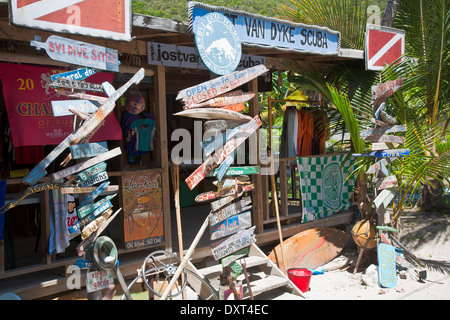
176,64,268,107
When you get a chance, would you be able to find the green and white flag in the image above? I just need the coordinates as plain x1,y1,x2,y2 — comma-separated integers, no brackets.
297,154,355,222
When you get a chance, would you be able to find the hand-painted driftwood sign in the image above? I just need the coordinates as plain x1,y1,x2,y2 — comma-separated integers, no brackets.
376,175,398,190
78,162,108,181
175,107,252,121
211,226,256,260
78,181,111,208
212,175,251,189
70,142,108,160
221,247,249,267
51,100,99,117
31,35,120,72
51,78,104,92
210,211,252,240
202,121,248,156
353,149,409,158
51,68,98,82
209,196,252,226
51,147,120,182
188,1,340,55
378,243,397,288
207,166,260,177
55,89,108,103
374,188,395,209
78,171,109,188
361,135,405,144
60,185,119,195
195,12,242,75
195,184,254,203
176,64,268,107
359,125,407,138
185,90,255,110
185,115,262,190
371,78,403,107
22,69,144,187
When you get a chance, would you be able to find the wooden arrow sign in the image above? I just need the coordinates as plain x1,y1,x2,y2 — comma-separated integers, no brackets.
50,147,121,182
31,35,120,72
212,176,251,189
202,122,248,157
55,89,108,103
210,211,252,240
195,184,254,203
207,166,261,177
376,175,398,190
51,100,99,117
374,188,395,209
353,149,409,158
372,143,399,151
60,185,119,194
380,110,398,125
361,135,405,144
51,78,104,92
211,226,256,260
209,196,252,226
366,159,389,175
70,142,108,160
371,78,403,107
184,91,255,110
371,118,388,127
22,68,144,187
176,64,268,107
51,68,98,82
185,116,261,190
359,125,407,138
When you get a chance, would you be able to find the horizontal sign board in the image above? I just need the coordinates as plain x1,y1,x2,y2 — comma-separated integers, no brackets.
210,211,252,240
188,1,340,55
10,0,131,41
51,68,98,82
51,78,104,92
210,196,252,226
31,35,120,72
207,166,260,177
78,162,108,181
86,270,114,293
372,78,403,106
60,185,118,194
359,125,407,138
211,226,256,260
148,42,265,71
376,175,398,190
78,171,109,188
51,99,98,117
374,188,395,209
361,134,405,144
354,149,409,158
70,142,108,159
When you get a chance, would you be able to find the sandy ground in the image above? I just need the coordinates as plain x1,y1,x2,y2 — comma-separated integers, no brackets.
287,208,450,300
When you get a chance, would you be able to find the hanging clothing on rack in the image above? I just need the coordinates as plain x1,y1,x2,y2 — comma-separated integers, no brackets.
122,111,156,163
297,109,315,157
280,106,298,159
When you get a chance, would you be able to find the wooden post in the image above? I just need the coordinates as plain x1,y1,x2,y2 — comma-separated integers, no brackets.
247,78,263,234
154,65,172,252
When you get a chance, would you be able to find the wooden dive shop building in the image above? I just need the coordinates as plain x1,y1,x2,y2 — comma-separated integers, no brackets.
0,1,363,299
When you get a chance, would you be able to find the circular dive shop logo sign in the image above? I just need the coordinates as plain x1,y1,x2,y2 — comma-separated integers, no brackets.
195,12,242,75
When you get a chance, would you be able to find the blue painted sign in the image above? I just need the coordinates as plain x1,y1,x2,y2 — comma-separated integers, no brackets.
51,68,98,82
189,1,340,55
195,12,242,75
378,243,397,288
70,142,108,160
31,35,120,72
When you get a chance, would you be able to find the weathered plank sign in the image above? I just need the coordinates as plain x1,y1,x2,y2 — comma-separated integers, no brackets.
51,99,99,117
22,68,143,186
204,119,243,131
202,122,248,156
76,208,122,256
366,159,389,175
51,68,98,82
221,247,249,267
0,182,62,215
70,142,108,160
373,188,395,209
361,134,405,144
185,91,255,109
371,143,399,151
60,185,119,195
55,88,108,103
378,243,397,288
380,110,398,125
371,78,403,107
212,176,251,189
371,118,388,127
195,184,254,203
70,200,113,234
211,226,256,260
210,211,252,240
50,147,121,181
31,35,120,72
207,166,260,177
51,77,105,92
81,208,113,240
359,125,407,138
175,107,253,121
185,116,262,190
78,181,111,208
209,196,252,226
78,162,108,182
77,194,117,219
353,149,409,158
376,175,398,190
78,171,109,188
176,64,268,107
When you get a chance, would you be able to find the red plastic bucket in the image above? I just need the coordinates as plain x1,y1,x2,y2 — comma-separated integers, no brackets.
287,268,312,292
